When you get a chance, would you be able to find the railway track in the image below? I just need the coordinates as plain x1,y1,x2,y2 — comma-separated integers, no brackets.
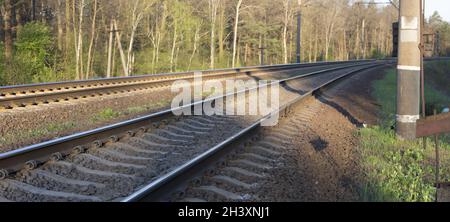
0,60,391,202
0,60,373,110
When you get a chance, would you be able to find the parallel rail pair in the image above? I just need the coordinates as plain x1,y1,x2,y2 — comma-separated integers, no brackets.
0,60,373,109
0,60,391,202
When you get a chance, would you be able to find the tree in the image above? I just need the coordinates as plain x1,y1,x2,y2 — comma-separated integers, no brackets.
232,0,243,68
2,0,13,60
209,0,220,69
0,0,410,86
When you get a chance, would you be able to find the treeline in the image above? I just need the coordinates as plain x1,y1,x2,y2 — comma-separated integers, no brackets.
0,0,448,86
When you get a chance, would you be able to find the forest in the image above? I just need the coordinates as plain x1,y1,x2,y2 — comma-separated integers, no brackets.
0,0,449,86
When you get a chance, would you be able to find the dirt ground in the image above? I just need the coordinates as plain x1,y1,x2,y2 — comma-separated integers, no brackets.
259,65,393,201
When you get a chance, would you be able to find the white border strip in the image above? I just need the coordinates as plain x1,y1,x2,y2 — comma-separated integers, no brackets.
396,115,420,123
397,65,420,71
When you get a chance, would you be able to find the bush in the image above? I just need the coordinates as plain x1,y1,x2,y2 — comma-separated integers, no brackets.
1,22,56,86
359,127,435,202
16,22,56,83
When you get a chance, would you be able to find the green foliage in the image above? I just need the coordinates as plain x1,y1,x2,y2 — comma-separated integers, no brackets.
371,69,397,127
429,11,450,56
373,68,450,122
425,61,450,95
1,22,56,85
0,122,77,148
371,49,386,60
360,66,450,202
359,127,435,202
17,22,57,83
91,108,121,122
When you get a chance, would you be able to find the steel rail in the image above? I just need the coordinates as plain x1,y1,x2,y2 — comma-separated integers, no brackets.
0,60,375,109
121,62,391,202
0,61,383,179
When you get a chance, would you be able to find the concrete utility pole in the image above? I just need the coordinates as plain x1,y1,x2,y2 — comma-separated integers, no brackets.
396,0,422,140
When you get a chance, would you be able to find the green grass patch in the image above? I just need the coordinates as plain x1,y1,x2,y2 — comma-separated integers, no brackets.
359,127,436,202
359,67,450,202
126,106,148,114
91,108,121,122
0,121,77,146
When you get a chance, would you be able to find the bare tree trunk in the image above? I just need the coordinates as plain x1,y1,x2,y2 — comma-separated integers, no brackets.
325,9,337,61
355,23,360,59
86,0,98,79
152,3,167,73
170,23,177,72
218,1,226,63
75,0,86,80
314,28,318,62
282,0,289,64
174,43,180,71
209,0,220,69
107,20,114,78
127,1,148,75
188,24,200,70
113,20,129,76
362,19,366,59
57,0,64,51
231,0,242,68
2,0,13,60
244,43,248,65
64,0,72,62
15,1,24,32
112,38,117,76
258,34,262,64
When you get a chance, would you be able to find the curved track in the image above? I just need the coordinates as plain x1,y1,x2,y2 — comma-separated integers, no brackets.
0,60,391,202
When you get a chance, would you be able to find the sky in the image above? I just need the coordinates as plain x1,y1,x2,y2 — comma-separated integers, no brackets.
424,0,450,22
372,0,450,22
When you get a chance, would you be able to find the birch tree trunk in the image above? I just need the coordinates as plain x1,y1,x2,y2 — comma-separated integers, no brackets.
86,0,98,79
75,0,86,80
113,20,129,76
57,0,64,51
209,0,220,69
282,0,289,64
231,0,242,68
127,0,145,75
218,1,226,63
2,0,13,60
107,20,114,78
188,25,200,70
170,23,178,72
65,0,72,62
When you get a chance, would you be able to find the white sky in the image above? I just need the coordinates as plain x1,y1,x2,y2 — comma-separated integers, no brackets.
372,0,450,22
424,0,450,22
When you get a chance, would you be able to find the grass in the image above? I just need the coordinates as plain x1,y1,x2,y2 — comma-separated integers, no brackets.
90,100,172,123
0,121,77,147
425,61,450,96
1,100,174,149
91,108,121,122
359,66,450,202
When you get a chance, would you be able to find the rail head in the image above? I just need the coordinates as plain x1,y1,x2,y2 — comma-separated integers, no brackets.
0,60,376,93
121,62,389,202
0,61,386,179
